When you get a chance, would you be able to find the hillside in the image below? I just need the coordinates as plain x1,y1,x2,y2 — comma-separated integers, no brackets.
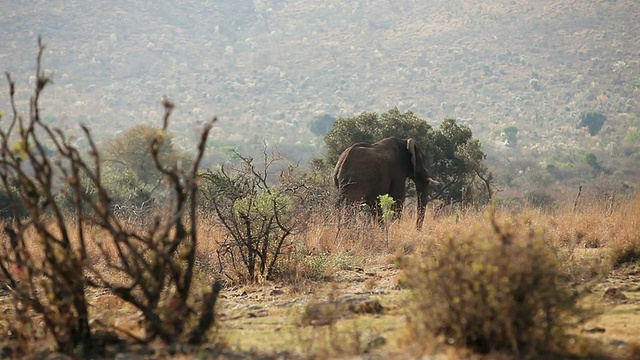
1,0,639,197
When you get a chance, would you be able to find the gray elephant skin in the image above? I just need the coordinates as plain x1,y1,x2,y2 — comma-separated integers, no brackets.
333,137,438,230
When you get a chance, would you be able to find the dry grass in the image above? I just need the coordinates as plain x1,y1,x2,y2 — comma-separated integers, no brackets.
2,194,640,358
231,195,638,358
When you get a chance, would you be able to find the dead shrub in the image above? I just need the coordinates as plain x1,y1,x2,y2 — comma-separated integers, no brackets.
607,195,640,269
0,38,222,356
609,239,640,269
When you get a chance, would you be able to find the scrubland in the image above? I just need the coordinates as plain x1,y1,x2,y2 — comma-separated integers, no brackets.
4,195,639,359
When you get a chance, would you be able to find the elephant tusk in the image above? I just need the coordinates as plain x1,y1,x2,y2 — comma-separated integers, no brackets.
427,177,440,185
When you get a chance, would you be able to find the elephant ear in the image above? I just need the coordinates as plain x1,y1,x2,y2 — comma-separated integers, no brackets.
407,138,418,174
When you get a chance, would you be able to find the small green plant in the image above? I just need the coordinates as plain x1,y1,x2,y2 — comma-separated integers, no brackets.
377,194,396,223
378,194,395,247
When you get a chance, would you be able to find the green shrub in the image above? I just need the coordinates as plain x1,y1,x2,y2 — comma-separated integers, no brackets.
625,129,640,144
406,212,587,356
205,151,314,282
578,111,606,136
524,189,557,209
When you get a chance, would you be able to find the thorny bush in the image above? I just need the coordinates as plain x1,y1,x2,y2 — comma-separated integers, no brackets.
0,38,222,356
200,148,319,283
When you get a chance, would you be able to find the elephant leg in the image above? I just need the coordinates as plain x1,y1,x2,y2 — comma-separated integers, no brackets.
392,198,404,220
372,200,400,226
376,202,386,225
388,182,406,221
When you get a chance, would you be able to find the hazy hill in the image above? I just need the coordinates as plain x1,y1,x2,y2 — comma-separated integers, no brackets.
1,0,639,197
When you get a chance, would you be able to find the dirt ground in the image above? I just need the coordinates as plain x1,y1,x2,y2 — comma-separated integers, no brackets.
1,258,639,359
217,263,405,356
216,260,640,359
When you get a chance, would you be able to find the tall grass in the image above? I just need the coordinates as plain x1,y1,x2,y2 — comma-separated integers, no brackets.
189,193,640,284
4,192,636,357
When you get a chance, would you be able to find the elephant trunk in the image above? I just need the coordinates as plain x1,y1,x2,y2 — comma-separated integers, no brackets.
416,177,439,230
416,184,427,230
416,192,427,230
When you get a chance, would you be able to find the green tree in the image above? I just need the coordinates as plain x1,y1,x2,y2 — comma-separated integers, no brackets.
430,118,492,205
325,108,432,164
308,114,336,136
103,124,186,185
578,111,606,136
494,124,518,146
99,125,190,211
325,110,492,205
584,152,603,174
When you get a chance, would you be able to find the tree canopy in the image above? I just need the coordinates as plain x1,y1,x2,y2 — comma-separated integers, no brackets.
99,124,190,208
325,108,432,164
325,109,492,205
102,124,184,185
308,114,337,137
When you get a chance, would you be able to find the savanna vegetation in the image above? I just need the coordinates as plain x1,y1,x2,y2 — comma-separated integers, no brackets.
2,0,640,200
0,40,639,360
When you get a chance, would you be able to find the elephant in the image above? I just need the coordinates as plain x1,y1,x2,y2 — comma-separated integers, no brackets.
333,137,439,230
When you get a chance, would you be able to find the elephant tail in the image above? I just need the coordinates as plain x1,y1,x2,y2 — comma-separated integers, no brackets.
334,177,348,207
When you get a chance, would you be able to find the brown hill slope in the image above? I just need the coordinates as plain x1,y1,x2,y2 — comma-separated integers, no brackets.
1,0,639,195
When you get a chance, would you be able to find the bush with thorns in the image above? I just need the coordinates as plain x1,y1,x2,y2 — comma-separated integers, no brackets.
0,38,222,356
199,148,323,283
